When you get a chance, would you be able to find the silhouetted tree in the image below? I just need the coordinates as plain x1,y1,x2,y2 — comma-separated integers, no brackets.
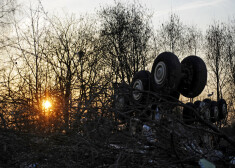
184,25,203,55
0,0,18,49
41,14,104,131
157,13,185,58
205,22,227,101
99,1,153,84
224,20,235,110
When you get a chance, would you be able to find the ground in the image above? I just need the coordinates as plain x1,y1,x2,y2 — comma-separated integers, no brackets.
0,125,234,168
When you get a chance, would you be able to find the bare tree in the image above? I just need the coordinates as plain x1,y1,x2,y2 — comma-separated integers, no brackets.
41,14,103,131
224,19,235,111
0,0,17,26
98,1,153,84
0,0,18,50
205,22,227,101
184,25,203,55
157,13,185,58
0,4,49,131
0,0,18,75
12,4,48,106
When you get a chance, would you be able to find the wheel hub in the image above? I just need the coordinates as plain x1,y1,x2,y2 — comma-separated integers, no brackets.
133,79,143,101
154,61,166,85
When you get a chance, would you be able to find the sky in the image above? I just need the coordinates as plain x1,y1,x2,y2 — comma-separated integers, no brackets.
19,0,235,31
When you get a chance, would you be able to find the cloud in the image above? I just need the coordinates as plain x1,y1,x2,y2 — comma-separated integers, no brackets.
156,0,226,16
175,0,225,11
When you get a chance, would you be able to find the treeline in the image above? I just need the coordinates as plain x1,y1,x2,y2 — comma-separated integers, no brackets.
0,0,234,132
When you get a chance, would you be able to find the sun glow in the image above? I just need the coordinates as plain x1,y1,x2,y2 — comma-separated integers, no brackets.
43,100,52,109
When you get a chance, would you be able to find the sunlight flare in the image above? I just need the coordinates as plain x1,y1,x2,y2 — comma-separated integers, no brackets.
43,100,52,109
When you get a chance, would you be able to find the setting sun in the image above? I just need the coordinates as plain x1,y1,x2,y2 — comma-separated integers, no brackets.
43,100,52,109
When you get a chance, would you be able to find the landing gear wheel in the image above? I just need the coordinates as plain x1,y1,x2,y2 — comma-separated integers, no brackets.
183,102,196,125
131,70,151,104
194,100,210,120
217,99,227,120
202,99,211,121
194,100,201,110
203,105,211,121
203,98,211,104
151,52,181,93
194,100,202,118
210,101,219,123
179,56,207,98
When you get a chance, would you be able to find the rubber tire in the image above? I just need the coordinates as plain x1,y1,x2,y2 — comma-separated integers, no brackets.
183,102,196,125
203,98,211,105
131,70,151,104
217,99,227,120
151,52,181,93
210,101,219,123
194,100,201,109
202,99,212,121
179,56,207,98
194,100,205,119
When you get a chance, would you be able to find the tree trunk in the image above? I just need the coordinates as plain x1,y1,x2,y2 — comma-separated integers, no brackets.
216,72,220,101
64,67,71,132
